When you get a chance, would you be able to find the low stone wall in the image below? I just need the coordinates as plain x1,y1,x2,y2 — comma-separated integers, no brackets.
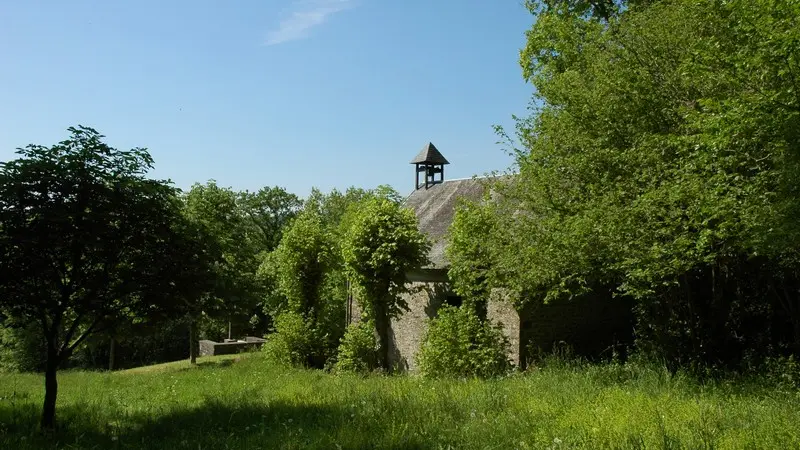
198,337,266,357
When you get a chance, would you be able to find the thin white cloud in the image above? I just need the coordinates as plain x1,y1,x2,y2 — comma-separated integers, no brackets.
264,0,354,46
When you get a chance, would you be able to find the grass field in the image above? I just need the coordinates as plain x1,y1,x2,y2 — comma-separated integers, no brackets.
1,353,798,449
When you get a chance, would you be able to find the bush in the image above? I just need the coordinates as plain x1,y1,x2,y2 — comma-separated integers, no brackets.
417,305,512,378
761,355,800,392
262,312,314,367
0,321,45,373
1,316,194,372
334,320,378,374
71,319,191,370
263,308,346,369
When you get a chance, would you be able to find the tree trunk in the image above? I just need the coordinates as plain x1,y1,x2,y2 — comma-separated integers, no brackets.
108,337,116,371
786,288,800,356
774,284,800,356
41,351,59,430
189,319,197,365
792,321,800,356
374,302,391,372
791,305,800,355
474,299,488,322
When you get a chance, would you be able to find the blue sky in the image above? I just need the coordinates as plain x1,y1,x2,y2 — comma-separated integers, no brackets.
0,1,534,198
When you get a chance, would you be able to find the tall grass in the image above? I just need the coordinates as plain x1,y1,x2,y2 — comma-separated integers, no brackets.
1,353,797,449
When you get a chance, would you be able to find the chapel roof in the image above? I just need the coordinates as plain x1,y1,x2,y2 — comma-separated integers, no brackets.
403,177,489,269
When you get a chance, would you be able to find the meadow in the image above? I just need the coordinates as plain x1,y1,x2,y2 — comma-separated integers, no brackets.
1,353,798,449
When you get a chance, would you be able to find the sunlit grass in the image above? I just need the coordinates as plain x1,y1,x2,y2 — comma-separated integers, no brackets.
1,353,798,449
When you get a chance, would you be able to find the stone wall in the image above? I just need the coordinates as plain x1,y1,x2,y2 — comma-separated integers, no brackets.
346,278,527,372
198,337,266,357
388,281,449,371
345,270,452,372
346,277,634,371
487,289,522,367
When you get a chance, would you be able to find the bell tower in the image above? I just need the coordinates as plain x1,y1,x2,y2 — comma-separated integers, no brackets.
410,142,449,190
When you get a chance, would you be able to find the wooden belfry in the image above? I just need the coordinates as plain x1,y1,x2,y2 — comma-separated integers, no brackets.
411,142,450,190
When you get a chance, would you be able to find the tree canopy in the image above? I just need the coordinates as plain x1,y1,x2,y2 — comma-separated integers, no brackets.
342,195,429,370
182,181,302,342
448,0,800,367
0,126,216,428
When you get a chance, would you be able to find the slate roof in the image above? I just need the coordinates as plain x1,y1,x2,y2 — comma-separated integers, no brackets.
409,142,450,165
403,177,489,269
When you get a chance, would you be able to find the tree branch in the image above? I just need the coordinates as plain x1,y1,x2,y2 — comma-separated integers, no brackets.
60,310,87,354
38,310,52,339
66,316,103,354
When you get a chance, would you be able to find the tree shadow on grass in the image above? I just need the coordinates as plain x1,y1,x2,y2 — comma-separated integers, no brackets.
0,397,429,450
179,357,239,371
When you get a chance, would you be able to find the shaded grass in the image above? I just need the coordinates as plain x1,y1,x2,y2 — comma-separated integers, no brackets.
120,353,244,375
1,354,798,449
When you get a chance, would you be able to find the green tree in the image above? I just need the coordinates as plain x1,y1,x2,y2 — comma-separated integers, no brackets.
342,196,429,370
334,319,378,374
447,195,499,319
526,0,620,21
271,210,334,367
184,182,301,344
490,0,800,366
264,186,381,368
275,211,328,317
238,187,302,336
238,186,303,256
0,126,214,428
183,182,245,360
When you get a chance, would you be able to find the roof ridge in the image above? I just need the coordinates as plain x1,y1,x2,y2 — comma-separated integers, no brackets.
440,175,494,182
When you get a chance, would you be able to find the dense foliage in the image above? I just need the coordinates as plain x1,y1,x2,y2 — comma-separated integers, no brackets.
0,126,219,427
447,0,800,370
334,319,379,374
183,181,302,346
261,187,375,368
269,211,338,367
0,322,45,373
446,193,504,318
417,305,512,378
262,311,315,367
342,195,430,370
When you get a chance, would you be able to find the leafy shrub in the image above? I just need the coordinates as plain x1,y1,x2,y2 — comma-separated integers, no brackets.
417,305,512,378
72,319,191,370
335,320,378,374
0,321,45,373
262,312,313,367
1,316,192,372
761,355,800,391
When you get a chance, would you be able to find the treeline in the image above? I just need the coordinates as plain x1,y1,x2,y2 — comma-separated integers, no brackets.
0,135,429,374
447,0,800,371
263,186,429,372
0,127,431,427
0,162,305,373
5,0,800,429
